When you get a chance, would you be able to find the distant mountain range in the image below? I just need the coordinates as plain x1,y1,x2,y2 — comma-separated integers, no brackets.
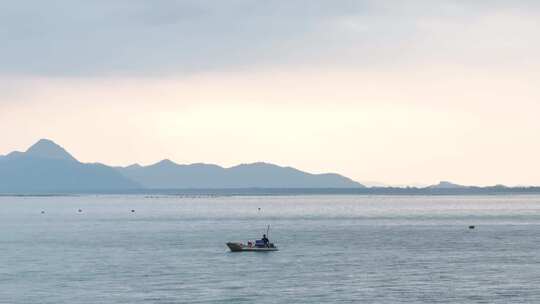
2,139,539,195
117,160,361,189
0,139,362,193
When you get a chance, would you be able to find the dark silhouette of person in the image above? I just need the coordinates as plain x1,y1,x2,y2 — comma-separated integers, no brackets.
262,234,269,247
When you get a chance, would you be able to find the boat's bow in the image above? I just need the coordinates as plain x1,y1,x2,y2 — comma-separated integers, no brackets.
226,242,244,252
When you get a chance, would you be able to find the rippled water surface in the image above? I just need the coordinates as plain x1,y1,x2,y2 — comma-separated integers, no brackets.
1,195,540,303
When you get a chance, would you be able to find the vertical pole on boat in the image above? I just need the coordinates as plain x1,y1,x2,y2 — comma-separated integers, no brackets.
267,225,270,239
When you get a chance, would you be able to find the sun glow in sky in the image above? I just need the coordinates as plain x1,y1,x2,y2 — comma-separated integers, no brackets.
1,1,540,186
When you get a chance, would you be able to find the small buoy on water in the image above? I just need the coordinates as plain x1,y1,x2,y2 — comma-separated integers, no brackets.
78,209,82,213
41,210,45,214
258,208,261,211
131,209,135,213
469,225,475,229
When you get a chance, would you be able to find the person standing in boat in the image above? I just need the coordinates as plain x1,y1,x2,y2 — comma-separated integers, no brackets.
262,234,269,247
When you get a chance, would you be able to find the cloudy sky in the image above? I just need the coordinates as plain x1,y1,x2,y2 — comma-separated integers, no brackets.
1,0,539,186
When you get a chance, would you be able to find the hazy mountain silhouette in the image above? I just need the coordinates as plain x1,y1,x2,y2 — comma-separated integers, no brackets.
117,160,363,189
428,181,468,189
0,139,139,193
0,139,363,193
2,140,540,194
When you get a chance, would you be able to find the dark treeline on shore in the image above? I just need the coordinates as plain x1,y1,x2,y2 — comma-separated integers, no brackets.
3,186,540,196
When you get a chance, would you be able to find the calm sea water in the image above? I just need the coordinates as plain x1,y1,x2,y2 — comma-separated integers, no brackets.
1,195,540,303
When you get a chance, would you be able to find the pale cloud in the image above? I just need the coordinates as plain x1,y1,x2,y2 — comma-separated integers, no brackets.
1,0,539,76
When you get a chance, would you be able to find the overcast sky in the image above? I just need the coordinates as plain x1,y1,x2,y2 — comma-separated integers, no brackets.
1,0,540,186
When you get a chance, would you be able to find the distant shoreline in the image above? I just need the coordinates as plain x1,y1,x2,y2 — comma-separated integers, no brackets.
2,187,540,197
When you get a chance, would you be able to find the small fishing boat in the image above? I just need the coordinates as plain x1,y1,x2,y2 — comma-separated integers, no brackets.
226,225,278,252
226,241,278,252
